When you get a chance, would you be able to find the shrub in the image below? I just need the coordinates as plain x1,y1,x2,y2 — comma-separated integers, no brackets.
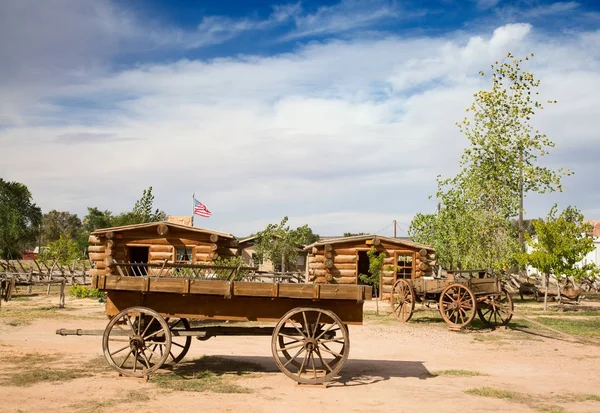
69,285,104,299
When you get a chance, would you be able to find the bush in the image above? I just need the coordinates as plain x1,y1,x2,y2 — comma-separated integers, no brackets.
68,285,104,299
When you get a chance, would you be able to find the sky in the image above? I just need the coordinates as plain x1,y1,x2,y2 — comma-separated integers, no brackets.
1,0,599,238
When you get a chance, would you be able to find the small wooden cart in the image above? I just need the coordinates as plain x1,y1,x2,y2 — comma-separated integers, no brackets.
57,265,372,385
390,270,514,329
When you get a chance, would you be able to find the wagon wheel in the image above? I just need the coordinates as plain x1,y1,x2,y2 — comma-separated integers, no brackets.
477,289,514,327
102,306,172,377
390,279,415,322
277,323,349,370
439,283,476,328
146,317,191,365
166,318,192,364
272,307,349,384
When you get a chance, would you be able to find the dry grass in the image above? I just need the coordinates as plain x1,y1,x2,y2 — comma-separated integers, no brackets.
69,390,152,412
151,355,264,393
432,369,486,377
465,386,600,412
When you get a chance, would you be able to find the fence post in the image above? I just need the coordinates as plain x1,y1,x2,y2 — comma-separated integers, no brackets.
59,280,65,308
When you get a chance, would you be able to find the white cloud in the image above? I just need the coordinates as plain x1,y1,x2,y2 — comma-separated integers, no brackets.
2,18,600,235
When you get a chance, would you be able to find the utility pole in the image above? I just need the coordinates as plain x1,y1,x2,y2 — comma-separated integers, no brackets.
393,220,397,238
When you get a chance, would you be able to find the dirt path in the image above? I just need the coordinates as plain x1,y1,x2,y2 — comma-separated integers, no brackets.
1,296,599,413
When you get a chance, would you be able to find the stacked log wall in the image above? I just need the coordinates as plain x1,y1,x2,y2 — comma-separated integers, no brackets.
88,227,236,277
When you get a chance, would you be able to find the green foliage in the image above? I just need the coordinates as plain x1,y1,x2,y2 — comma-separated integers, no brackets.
519,204,597,281
39,234,82,266
358,247,387,288
254,217,319,271
0,178,42,258
212,256,249,280
41,210,82,244
68,285,104,299
410,53,570,272
112,186,166,226
343,232,367,237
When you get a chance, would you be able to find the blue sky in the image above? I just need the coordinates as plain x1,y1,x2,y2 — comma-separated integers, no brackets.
1,0,599,237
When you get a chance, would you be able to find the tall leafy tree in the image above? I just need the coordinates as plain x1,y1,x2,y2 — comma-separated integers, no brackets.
457,52,571,249
0,178,42,258
410,53,571,272
519,204,597,310
254,217,319,272
42,210,82,244
39,233,83,266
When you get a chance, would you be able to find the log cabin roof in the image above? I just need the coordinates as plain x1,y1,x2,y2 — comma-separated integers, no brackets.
90,221,235,239
303,234,433,251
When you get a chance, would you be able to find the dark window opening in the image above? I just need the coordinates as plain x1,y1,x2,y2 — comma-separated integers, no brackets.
128,246,149,276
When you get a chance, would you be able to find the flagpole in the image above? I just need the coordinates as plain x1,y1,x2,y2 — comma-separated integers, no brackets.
192,193,195,227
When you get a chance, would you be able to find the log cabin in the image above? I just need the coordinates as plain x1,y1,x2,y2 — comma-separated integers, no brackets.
88,221,238,277
303,235,435,300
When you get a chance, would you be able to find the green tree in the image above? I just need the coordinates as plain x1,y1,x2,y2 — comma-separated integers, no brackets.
518,204,597,310
39,233,82,267
113,186,166,226
254,217,319,272
0,178,42,258
42,210,82,244
83,207,114,232
410,52,571,272
343,232,367,237
457,52,571,250
358,247,387,314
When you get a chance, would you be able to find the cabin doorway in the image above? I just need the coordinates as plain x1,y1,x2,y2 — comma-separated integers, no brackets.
357,250,378,298
128,246,149,276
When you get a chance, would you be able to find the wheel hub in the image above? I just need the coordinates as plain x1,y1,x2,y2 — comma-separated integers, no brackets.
130,335,145,350
304,338,317,352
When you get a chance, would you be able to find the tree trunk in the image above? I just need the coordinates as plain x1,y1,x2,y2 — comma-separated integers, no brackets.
544,273,549,312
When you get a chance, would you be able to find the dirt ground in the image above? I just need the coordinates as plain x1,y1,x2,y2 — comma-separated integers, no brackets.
1,293,599,413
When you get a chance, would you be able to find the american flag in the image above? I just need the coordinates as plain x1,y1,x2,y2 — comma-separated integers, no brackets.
193,197,212,218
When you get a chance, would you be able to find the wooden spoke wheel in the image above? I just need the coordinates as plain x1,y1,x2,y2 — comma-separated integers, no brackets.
477,289,514,327
272,307,350,384
146,317,192,365
102,306,172,377
390,279,415,322
439,284,476,328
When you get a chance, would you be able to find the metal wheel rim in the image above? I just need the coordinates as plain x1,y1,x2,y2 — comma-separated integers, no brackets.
477,289,514,327
272,307,349,384
439,284,476,328
102,306,172,377
390,279,415,322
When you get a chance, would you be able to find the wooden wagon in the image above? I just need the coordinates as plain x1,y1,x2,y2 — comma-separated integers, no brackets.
56,263,372,385
390,269,514,329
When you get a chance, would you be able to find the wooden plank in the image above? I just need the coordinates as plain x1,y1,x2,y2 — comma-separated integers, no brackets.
148,278,188,294
106,291,366,324
104,276,144,291
279,284,315,299
189,279,230,296
308,255,325,263
233,282,274,298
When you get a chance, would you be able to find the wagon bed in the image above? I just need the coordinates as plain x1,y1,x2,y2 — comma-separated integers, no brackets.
58,270,372,385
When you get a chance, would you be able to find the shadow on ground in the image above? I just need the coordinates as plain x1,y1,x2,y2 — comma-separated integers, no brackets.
165,355,435,387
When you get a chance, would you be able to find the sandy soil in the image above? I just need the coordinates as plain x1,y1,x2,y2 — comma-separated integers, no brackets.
1,295,599,413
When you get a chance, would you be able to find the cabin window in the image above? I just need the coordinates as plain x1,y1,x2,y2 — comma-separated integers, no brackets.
176,247,193,263
396,254,413,279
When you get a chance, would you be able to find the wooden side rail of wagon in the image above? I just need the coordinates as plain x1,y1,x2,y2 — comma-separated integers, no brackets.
57,273,372,385
389,272,514,329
